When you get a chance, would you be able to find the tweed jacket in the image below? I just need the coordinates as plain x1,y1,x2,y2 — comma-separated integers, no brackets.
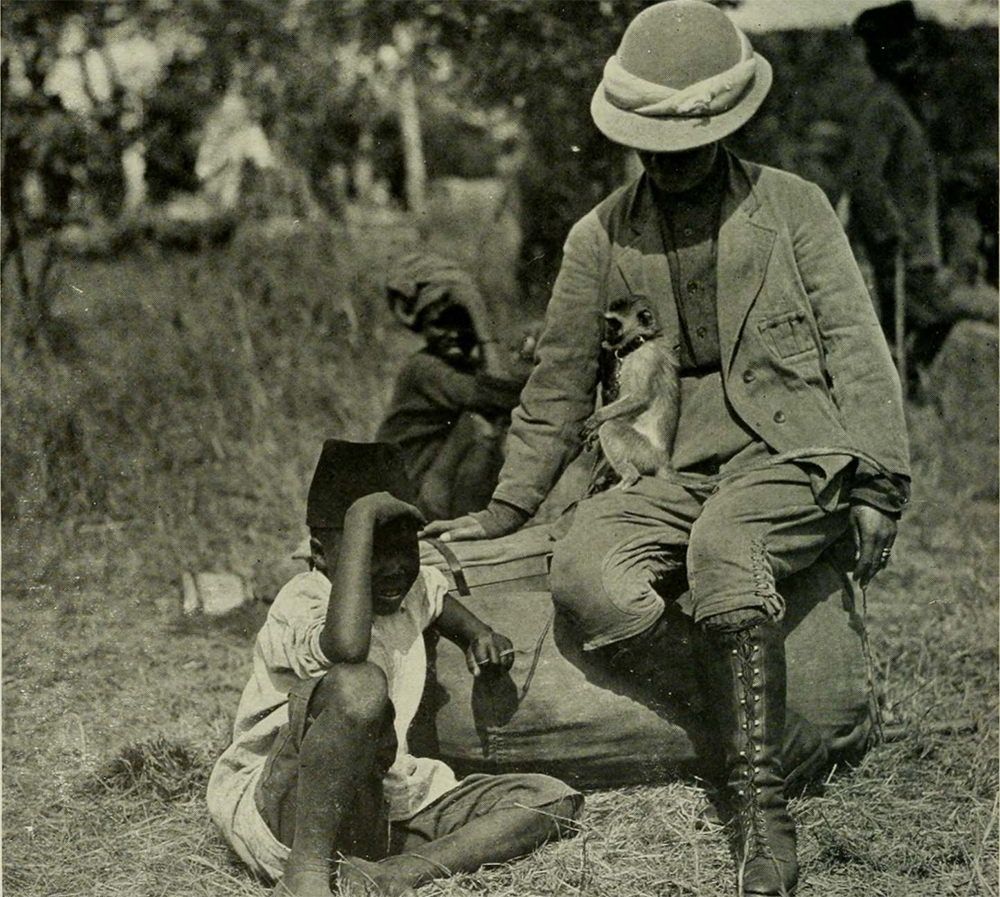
494,151,911,516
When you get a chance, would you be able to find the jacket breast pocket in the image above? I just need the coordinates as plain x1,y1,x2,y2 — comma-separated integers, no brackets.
757,310,817,360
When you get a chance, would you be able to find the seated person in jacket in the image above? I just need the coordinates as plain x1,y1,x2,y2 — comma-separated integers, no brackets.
424,4,910,896
207,440,581,897
377,252,534,520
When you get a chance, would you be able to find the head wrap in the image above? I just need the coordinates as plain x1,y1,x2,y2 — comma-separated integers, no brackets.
386,252,483,331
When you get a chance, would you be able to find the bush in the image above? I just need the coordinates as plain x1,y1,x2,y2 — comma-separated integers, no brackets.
1,225,416,590
83,736,210,802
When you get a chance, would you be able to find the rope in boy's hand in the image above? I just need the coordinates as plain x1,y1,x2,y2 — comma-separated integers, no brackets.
465,630,516,677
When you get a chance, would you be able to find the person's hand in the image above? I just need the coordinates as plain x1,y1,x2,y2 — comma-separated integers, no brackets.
420,515,488,543
851,504,897,589
464,629,515,677
349,492,425,528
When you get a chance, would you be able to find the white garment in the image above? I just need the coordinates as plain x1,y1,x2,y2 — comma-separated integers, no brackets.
206,565,456,880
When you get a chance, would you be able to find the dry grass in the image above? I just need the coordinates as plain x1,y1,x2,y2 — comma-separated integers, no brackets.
2,231,997,897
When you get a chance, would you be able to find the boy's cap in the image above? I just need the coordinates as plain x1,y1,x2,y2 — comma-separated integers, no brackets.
386,252,483,331
307,439,415,529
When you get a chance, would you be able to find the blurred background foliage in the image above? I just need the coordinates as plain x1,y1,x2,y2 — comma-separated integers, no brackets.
0,0,997,548
2,1,996,304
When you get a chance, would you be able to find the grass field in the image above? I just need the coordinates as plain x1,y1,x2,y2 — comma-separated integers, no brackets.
3,230,997,897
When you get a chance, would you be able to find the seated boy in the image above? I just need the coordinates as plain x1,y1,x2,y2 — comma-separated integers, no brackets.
376,252,535,520
207,439,581,897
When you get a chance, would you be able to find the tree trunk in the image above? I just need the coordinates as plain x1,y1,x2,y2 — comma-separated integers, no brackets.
354,127,375,204
393,24,426,218
397,67,426,218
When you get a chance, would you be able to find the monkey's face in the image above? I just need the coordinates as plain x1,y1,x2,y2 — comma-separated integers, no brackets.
603,299,661,354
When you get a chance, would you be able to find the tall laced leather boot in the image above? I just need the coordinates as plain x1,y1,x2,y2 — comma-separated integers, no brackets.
699,613,798,897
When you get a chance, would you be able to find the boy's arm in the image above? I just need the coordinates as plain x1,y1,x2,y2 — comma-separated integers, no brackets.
318,494,424,664
431,595,514,677
318,502,377,664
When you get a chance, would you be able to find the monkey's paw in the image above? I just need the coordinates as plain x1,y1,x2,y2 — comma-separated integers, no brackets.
580,418,602,448
613,462,643,490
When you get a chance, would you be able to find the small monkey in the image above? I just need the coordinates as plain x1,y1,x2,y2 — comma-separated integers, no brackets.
581,297,681,488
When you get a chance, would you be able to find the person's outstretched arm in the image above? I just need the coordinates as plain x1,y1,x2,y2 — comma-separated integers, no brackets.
422,215,606,542
407,352,524,417
792,181,910,587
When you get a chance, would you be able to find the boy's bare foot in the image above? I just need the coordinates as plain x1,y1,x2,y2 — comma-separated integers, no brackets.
273,869,334,897
337,856,419,897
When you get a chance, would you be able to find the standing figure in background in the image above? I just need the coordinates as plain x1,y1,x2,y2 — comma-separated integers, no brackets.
377,253,534,520
797,119,879,301
849,1,946,385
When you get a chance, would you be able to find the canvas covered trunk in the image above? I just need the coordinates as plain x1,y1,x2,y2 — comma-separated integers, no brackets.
411,524,870,789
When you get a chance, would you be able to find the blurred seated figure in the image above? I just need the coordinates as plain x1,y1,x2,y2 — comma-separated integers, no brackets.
932,161,999,327
376,252,534,520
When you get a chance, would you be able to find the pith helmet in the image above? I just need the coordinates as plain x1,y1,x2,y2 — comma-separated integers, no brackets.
590,0,772,152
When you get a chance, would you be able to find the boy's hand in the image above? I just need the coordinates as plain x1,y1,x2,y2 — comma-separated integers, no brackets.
349,492,426,527
465,629,515,677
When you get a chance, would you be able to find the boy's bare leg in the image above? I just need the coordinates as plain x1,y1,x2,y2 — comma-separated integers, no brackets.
280,663,391,897
339,798,579,895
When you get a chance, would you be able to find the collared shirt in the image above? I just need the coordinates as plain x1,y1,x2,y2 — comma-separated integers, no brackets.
653,161,765,475
657,160,725,373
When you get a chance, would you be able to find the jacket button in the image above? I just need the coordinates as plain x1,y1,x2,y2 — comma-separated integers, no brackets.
773,410,786,423
743,369,755,383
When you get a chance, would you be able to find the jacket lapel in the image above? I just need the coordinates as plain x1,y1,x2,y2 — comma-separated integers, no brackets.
717,155,777,375
612,177,682,353
612,155,776,366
